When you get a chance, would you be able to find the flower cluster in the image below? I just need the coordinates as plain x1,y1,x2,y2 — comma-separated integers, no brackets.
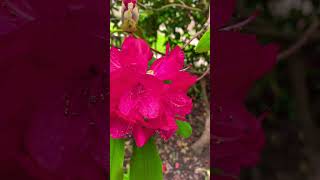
110,36,196,147
212,0,278,179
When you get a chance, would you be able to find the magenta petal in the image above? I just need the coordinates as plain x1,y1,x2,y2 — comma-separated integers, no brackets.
151,46,184,80
121,36,153,72
168,46,184,67
158,115,178,140
110,113,132,138
139,95,160,119
133,125,155,147
123,0,137,6
110,68,140,109
110,47,122,73
170,71,197,92
151,57,181,80
166,92,193,116
119,88,139,117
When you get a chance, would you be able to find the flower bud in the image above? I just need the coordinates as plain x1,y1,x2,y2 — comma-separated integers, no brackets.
121,0,139,32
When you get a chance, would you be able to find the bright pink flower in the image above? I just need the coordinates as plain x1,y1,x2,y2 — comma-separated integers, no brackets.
123,0,137,6
110,36,196,147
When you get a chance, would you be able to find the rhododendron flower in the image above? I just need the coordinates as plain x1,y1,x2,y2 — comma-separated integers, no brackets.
213,0,278,179
111,36,196,147
212,31,278,179
0,0,108,179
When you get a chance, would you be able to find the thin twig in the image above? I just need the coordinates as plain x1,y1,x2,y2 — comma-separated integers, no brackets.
150,47,165,56
131,33,166,56
219,11,259,31
138,2,202,12
183,26,208,49
197,67,210,81
180,64,192,72
155,3,202,12
183,8,210,49
278,17,319,61
5,0,35,21
177,0,186,6
137,2,149,10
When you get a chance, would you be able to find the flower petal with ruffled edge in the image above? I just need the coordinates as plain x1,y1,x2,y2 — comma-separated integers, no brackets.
151,45,184,80
120,36,153,73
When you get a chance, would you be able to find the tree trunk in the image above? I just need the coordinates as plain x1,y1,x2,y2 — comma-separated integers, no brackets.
289,57,320,180
191,80,210,154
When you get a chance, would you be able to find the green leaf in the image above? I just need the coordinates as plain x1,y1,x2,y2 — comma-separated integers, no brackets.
124,165,130,180
110,138,125,180
195,29,210,53
123,173,129,180
155,32,167,54
129,138,163,180
148,57,157,67
176,120,192,138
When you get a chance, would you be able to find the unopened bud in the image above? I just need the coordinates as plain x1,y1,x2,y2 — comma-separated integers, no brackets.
121,0,139,32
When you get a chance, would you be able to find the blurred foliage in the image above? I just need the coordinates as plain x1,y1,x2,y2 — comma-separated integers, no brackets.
110,0,210,100
236,0,320,179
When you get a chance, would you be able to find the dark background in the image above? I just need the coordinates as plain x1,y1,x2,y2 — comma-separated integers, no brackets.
235,0,320,179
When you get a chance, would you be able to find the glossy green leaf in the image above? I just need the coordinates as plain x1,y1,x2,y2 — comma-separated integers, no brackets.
129,138,163,180
110,138,125,180
176,120,192,138
195,29,210,53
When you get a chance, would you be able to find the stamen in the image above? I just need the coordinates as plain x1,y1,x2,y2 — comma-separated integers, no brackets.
146,70,155,75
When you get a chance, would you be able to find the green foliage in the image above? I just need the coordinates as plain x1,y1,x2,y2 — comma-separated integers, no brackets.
129,138,163,180
195,29,210,53
176,120,193,138
110,138,125,180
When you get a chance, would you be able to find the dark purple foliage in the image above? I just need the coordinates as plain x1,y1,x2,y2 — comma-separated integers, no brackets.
212,0,278,179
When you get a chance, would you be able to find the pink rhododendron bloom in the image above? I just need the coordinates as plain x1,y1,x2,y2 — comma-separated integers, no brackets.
213,0,278,179
212,31,278,179
111,36,196,147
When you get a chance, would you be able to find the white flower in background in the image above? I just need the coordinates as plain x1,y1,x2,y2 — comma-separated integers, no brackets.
195,56,208,68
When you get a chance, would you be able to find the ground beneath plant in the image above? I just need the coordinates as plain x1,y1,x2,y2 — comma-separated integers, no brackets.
124,102,210,180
